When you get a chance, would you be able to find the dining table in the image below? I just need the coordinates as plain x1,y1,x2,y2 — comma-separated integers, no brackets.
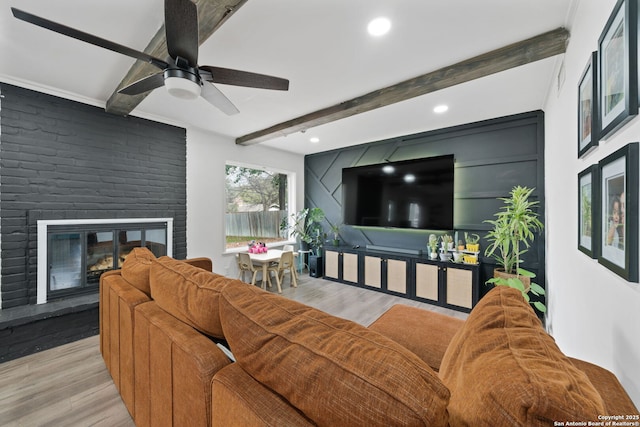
248,249,296,289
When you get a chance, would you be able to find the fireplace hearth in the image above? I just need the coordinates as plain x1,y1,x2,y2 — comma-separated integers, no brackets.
38,218,173,303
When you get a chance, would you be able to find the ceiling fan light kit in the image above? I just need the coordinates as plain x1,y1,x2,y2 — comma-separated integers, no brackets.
164,68,201,100
11,0,289,115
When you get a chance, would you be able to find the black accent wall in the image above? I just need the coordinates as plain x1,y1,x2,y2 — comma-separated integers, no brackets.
0,83,187,308
305,110,545,298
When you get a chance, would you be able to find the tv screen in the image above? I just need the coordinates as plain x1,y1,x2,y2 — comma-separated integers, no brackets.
342,155,454,230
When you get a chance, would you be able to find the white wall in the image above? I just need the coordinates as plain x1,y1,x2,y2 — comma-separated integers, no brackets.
545,0,640,407
186,127,305,277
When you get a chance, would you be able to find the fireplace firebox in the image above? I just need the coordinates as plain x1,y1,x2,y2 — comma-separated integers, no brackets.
38,218,173,303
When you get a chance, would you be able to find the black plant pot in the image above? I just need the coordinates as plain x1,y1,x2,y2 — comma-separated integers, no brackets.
309,255,323,278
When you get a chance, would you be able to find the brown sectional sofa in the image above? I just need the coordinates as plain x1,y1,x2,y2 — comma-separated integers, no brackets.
100,248,638,426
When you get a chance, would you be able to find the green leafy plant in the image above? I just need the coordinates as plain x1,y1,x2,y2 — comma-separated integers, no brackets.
484,186,546,313
329,223,342,245
464,232,480,244
280,207,326,255
428,234,438,254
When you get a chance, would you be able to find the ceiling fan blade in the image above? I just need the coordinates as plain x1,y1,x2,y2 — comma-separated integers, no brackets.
200,66,289,91
165,0,198,67
201,82,240,115
11,8,169,70
118,72,165,95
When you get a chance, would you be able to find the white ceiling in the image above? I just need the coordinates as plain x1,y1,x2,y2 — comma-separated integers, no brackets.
0,0,575,155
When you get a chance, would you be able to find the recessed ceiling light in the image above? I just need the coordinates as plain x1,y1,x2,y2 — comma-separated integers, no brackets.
310,137,320,143
367,17,391,37
433,105,449,113
404,174,416,183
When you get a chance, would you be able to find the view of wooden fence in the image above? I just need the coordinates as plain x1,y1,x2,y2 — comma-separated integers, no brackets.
225,210,286,238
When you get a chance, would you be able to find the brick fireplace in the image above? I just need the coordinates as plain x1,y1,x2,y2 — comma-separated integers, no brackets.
0,83,187,309
0,82,187,361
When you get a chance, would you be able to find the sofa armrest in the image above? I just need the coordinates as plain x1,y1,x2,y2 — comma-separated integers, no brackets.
368,304,465,372
569,357,639,415
134,302,231,427
184,257,213,272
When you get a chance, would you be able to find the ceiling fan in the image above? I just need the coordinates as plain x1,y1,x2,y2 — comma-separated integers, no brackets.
11,0,289,115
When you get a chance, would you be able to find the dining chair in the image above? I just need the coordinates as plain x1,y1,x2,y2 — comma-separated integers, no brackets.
237,253,263,286
266,251,297,293
283,244,294,252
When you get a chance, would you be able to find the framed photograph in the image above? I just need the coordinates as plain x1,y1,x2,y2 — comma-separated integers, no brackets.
578,52,599,157
598,142,638,282
598,0,638,140
578,165,600,257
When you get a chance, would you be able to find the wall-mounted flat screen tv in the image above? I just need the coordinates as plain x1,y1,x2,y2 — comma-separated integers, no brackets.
342,155,454,230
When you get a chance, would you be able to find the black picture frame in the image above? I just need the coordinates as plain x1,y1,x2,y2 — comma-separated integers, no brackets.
598,0,638,140
598,142,639,282
578,164,600,258
578,52,599,157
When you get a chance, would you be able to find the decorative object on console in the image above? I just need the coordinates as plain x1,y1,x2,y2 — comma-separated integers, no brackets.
440,234,454,251
597,0,638,140
428,234,439,259
329,223,342,246
464,232,480,252
597,142,638,282
484,186,546,313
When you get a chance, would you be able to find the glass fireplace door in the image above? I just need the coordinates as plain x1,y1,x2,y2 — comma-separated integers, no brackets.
86,231,116,286
48,232,83,292
47,222,169,300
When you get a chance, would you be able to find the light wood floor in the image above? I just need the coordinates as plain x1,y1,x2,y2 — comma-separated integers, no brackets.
0,276,467,426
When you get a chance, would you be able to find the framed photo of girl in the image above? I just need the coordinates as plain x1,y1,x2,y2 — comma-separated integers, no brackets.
598,142,638,282
578,165,600,258
578,52,599,157
597,0,638,140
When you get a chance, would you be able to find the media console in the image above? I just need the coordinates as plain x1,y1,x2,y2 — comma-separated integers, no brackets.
324,246,480,313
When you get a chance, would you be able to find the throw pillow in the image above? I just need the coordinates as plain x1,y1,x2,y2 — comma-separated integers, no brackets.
219,283,450,426
121,247,156,295
439,286,606,426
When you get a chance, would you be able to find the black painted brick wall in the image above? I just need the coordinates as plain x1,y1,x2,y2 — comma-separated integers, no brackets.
0,83,187,308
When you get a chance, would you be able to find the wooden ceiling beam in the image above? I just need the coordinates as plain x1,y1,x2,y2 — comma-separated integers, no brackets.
105,0,248,116
236,27,569,146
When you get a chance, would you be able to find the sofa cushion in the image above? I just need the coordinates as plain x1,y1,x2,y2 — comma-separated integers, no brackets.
121,247,157,296
439,286,606,426
219,284,450,426
368,304,465,372
150,256,237,339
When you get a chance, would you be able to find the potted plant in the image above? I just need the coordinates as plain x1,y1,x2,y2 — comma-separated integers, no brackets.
464,232,480,252
440,234,454,251
428,234,438,259
484,186,546,313
329,223,342,246
280,207,326,255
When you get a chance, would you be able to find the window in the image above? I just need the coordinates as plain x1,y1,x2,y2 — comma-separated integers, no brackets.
225,162,293,250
